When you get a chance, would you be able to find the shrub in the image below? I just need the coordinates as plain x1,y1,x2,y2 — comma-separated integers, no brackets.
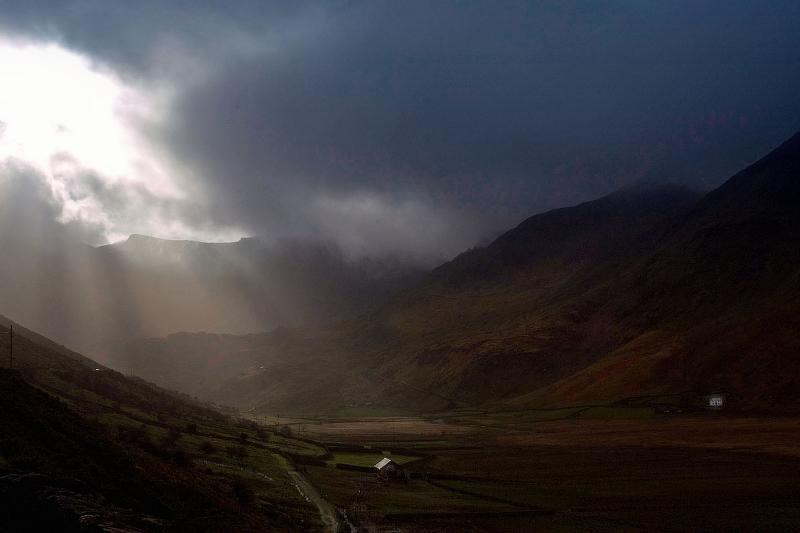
160,427,182,448
225,445,248,461
199,440,217,454
117,424,149,445
117,424,159,455
171,449,192,467
231,480,254,504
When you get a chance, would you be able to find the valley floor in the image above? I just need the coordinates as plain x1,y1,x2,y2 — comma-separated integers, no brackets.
255,408,800,532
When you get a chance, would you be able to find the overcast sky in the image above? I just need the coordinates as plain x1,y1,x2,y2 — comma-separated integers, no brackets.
0,1,799,263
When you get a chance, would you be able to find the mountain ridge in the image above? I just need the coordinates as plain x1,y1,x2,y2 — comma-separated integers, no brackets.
0,228,424,354
129,131,800,414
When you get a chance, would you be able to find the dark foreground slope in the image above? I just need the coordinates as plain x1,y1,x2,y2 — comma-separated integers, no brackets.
0,368,171,532
0,319,323,531
106,132,800,414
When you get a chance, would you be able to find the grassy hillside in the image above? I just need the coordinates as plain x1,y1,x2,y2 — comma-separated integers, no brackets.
0,318,328,531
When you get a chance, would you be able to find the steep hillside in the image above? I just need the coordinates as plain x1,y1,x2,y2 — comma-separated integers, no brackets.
374,132,800,411
0,317,324,531
0,315,220,420
104,326,355,413
531,131,800,407
339,183,704,408
103,132,800,414
0,368,171,532
110,184,702,412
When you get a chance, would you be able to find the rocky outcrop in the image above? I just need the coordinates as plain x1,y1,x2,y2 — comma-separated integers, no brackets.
0,472,168,532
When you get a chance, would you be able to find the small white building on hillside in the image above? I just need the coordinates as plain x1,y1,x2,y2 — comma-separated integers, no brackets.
705,393,727,410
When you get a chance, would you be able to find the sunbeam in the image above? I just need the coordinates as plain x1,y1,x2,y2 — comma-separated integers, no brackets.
0,38,235,245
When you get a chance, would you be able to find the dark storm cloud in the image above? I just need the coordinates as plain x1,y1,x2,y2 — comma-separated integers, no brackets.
0,1,321,73
1,1,800,261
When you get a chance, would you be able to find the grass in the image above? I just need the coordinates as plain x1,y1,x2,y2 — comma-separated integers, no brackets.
423,445,800,531
0,322,328,531
304,465,512,515
297,411,800,532
7,315,800,531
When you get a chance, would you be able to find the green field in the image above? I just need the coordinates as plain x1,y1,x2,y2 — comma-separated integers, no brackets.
326,451,419,467
304,465,513,514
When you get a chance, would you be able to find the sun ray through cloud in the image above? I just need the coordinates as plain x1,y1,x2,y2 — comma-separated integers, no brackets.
0,37,239,246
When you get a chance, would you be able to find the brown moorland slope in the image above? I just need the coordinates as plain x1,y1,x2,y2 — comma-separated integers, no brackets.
110,132,800,414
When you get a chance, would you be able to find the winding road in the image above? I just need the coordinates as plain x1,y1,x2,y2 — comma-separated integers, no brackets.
287,468,340,533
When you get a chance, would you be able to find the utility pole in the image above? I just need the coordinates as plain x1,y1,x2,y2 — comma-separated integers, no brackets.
8,324,12,370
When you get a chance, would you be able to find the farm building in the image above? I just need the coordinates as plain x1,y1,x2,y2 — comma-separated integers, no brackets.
705,393,727,410
374,457,405,481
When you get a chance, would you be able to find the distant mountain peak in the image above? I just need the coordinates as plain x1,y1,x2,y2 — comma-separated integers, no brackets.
124,234,237,245
126,233,162,243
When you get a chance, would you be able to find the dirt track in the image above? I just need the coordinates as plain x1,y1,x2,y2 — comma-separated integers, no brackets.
287,468,340,532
